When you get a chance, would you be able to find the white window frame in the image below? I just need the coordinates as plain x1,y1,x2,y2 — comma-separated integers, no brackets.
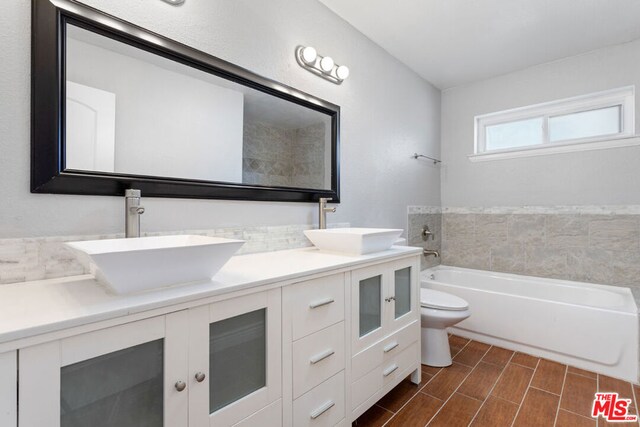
470,86,637,162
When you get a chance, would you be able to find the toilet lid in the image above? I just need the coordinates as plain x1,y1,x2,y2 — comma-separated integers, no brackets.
420,288,469,311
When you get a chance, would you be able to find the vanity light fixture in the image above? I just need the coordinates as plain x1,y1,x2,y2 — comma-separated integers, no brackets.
295,46,350,85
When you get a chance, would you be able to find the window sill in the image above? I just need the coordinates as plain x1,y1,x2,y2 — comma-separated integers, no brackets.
468,135,640,162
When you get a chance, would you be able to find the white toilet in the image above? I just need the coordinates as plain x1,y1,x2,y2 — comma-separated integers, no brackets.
420,288,471,367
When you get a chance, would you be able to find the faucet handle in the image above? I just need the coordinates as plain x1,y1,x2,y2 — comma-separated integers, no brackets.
422,226,434,240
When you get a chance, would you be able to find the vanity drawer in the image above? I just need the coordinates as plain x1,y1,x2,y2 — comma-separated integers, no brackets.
293,371,345,427
233,399,282,427
286,274,345,340
293,321,345,399
351,320,419,382
351,341,419,411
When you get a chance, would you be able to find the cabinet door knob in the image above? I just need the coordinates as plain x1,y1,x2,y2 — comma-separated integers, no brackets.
175,381,187,392
195,372,206,383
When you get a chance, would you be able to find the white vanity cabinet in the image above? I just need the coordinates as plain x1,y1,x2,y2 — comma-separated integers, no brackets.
0,351,17,427
188,289,282,427
1,246,421,427
18,289,281,427
282,273,348,427
349,257,421,419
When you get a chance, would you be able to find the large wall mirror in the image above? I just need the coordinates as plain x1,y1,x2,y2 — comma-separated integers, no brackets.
32,0,340,202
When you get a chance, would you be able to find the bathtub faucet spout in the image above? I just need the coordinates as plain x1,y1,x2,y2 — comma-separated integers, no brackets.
423,249,440,258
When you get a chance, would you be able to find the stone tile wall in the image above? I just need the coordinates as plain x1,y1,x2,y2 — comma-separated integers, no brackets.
0,222,349,285
407,206,442,270
440,210,640,295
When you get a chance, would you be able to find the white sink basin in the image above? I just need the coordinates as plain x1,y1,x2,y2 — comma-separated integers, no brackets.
304,228,403,255
67,235,245,294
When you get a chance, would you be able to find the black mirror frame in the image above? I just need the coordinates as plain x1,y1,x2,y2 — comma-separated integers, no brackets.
31,0,340,203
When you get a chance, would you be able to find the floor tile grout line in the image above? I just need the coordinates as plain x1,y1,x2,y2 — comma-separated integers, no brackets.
376,357,446,418
379,343,465,427
422,340,492,426
466,348,517,426
374,404,395,415
410,335,476,427
561,407,600,421
567,369,598,380
529,384,562,396
552,365,568,427
509,357,541,427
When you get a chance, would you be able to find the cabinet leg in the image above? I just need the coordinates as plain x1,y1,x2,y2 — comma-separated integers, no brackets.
410,366,421,385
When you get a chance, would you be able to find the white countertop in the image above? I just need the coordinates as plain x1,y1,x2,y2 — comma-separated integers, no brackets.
0,245,421,347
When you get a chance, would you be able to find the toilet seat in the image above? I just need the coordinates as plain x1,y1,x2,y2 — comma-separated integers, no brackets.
420,288,468,311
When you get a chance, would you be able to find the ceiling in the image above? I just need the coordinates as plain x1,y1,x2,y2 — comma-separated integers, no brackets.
319,0,640,89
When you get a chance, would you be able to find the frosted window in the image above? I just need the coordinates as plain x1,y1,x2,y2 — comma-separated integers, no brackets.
485,117,544,151
359,275,382,337
394,267,411,319
60,339,164,427
209,309,266,413
549,106,621,142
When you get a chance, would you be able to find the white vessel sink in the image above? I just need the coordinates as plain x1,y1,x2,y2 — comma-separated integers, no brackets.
304,228,403,255
67,235,245,294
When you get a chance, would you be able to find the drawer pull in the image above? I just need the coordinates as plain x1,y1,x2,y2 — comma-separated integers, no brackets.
309,298,335,309
310,400,335,419
383,364,398,377
383,342,399,353
310,349,335,364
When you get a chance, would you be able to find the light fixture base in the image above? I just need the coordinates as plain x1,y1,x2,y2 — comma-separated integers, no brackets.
295,46,347,85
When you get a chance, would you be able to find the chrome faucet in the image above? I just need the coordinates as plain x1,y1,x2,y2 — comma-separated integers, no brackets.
125,189,145,238
318,197,336,229
423,249,440,258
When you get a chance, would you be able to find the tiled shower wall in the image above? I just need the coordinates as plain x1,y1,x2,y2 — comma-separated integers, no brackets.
407,206,442,270
0,222,349,286
409,206,640,294
242,121,326,188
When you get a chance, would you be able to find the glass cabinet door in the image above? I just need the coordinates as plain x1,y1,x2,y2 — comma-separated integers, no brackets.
388,260,419,332
394,267,412,319
60,340,164,427
209,309,266,414
351,265,388,353
19,314,189,427
359,275,382,337
189,289,281,427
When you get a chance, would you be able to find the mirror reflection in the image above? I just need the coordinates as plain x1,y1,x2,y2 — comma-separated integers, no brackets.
65,24,332,190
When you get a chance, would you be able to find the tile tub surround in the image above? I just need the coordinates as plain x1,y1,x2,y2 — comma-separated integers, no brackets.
407,206,442,270
0,222,349,285
439,208,640,300
353,334,640,427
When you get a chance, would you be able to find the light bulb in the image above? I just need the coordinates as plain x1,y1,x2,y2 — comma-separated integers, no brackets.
301,46,317,64
336,65,350,80
320,56,334,72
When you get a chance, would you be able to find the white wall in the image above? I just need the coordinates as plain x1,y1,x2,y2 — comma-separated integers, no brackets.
441,38,640,207
0,0,440,238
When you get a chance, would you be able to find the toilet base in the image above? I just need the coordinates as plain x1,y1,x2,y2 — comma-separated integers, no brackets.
421,327,452,367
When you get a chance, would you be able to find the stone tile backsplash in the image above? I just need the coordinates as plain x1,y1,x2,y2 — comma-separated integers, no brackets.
438,209,640,295
0,222,350,285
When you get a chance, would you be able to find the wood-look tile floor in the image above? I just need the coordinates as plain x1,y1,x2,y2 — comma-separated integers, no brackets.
353,335,640,427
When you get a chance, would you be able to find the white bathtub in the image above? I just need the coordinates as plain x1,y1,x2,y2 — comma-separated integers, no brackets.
421,265,639,382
